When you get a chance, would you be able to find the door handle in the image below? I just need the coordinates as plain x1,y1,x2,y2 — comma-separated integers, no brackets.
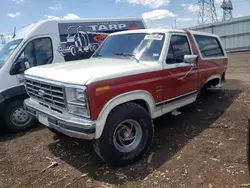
178,64,197,80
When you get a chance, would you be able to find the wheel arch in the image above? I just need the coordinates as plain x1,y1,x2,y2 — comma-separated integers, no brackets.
205,74,221,86
1,85,28,104
95,90,156,139
197,74,221,98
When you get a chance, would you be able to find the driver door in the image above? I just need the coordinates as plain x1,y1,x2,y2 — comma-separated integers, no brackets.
11,37,54,81
162,34,198,113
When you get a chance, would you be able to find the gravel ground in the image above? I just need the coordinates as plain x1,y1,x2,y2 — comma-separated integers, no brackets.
0,51,250,188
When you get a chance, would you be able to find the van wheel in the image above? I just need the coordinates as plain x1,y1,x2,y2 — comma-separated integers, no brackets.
93,103,154,166
4,99,36,132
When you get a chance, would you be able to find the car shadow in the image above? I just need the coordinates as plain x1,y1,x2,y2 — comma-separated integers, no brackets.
0,123,44,142
48,79,242,185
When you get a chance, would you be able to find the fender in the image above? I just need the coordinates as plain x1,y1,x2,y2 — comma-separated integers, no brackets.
94,90,161,139
0,85,28,115
1,85,28,102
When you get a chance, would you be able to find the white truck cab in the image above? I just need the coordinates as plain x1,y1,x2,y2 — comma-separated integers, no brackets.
0,18,146,132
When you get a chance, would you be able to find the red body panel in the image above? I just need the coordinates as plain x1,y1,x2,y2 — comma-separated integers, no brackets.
162,67,198,101
197,58,227,89
87,30,228,120
88,70,165,119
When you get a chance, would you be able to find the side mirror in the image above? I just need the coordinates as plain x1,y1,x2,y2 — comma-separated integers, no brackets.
10,57,31,75
20,57,31,69
184,55,198,64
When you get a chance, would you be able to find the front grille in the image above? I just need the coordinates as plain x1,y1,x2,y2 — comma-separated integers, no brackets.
25,78,66,109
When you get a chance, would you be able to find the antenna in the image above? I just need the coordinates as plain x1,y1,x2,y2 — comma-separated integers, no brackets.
198,0,218,25
221,0,233,21
12,27,16,39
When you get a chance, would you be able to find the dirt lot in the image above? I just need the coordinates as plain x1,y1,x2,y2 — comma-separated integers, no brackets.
0,51,250,188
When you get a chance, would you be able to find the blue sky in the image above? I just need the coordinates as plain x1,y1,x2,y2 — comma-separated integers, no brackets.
0,0,250,35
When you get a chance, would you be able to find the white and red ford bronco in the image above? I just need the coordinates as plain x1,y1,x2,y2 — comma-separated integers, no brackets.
24,29,227,166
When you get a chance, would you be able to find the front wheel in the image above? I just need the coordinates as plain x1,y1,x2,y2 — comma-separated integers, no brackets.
3,99,37,132
93,103,154,167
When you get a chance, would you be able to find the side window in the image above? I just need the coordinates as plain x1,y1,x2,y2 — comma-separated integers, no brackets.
18,38,53,67
166,44,175,64
194,35,224,58
166,35,191,64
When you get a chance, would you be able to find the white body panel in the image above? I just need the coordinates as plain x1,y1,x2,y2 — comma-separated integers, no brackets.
25,58,161,85
0,69,21,93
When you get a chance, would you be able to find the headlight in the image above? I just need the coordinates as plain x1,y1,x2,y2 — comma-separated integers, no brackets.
76,88,85,102
68,104,89,117
64,86,90,118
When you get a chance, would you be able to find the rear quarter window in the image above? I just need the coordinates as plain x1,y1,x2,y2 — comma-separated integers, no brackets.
194,35,224,58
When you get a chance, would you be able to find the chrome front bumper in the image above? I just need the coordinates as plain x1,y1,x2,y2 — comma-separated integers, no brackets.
24,98,96,140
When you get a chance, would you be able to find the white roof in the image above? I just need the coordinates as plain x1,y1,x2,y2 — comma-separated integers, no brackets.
8,17,145,42
110,28,219,38
110,29,185,36
188,30,219,37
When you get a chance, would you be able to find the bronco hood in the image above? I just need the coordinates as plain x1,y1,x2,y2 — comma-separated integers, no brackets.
24,58,160,85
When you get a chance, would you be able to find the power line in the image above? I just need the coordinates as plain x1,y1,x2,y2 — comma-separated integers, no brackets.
198,0,218,25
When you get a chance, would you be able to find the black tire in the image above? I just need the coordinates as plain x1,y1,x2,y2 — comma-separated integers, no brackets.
197,84,210,99
93,102,154,167
3,99,36,133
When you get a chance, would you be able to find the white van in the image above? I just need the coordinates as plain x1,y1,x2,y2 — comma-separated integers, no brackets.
0,18,146,132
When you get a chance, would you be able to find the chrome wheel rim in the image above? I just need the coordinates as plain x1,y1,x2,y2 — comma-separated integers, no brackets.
10,107,32,127
113,119,142,153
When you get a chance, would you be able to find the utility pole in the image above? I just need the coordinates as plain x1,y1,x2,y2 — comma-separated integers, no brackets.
221,0,233,21
198,0,218,25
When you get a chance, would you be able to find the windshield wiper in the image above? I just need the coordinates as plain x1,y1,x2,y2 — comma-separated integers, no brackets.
113,53,140,63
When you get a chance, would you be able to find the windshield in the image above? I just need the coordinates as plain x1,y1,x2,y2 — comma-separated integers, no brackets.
0,39,22,69
93,33,165,62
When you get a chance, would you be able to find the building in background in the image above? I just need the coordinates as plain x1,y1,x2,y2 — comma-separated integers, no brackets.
189,15,250,52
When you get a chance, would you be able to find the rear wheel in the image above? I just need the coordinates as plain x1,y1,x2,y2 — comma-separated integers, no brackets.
93,102,154,166
4,99,36,132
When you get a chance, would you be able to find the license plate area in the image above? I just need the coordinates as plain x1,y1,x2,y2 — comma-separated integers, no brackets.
38,114,49,126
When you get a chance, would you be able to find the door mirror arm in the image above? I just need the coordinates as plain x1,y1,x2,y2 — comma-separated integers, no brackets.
178,55,198,81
